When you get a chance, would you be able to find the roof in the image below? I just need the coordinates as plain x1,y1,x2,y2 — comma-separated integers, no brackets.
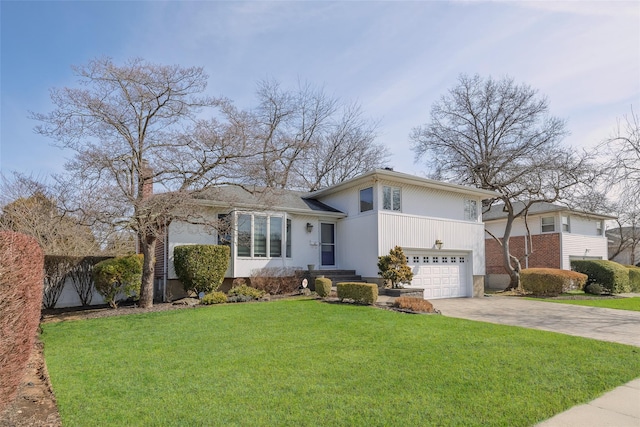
482,201,617,221
307,169,498,199
193,185,345,217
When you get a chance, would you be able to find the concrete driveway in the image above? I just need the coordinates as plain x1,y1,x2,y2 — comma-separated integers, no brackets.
432,296,640,347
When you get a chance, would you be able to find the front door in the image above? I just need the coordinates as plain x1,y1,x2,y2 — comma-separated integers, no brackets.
320,223,335,266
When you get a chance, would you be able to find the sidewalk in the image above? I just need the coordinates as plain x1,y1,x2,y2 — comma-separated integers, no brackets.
535,378,640,427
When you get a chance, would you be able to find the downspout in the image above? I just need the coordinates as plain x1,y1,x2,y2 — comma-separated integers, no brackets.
163,220,168,302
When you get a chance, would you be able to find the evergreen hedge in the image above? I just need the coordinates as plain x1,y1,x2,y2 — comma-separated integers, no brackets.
173,245,230,295
571,260,631,294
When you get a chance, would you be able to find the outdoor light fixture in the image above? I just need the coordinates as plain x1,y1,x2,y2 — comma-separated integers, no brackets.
306,222,314,233
435,239,443,250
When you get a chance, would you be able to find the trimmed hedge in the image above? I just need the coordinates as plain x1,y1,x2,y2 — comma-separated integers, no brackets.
93,254,143,308
521,268,588,296
0,231,44,412
627,266,640,293
315,277,332,297
174,245,230,295
336,282,378,305
571,260,631,294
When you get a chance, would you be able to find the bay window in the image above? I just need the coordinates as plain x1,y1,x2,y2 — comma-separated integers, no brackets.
236,213,286,258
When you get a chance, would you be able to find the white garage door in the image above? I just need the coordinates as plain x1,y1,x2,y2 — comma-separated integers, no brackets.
405,254,469,299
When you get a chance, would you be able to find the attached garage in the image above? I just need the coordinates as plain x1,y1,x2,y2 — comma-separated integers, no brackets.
404,253,471,299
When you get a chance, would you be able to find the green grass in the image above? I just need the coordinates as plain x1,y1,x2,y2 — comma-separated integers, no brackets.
526,296,640,311
41,299,640,427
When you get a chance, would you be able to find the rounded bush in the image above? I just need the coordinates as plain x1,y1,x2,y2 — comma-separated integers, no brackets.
202,291,227,305
585,283,604,295
315,277,332,297
228,284,265,301
174,245,230,295
93,254,143,308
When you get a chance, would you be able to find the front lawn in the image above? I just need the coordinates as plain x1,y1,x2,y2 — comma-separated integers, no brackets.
42,299,640,426
526,296,640,312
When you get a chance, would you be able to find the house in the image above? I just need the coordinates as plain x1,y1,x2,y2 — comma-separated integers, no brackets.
154,169,497,301
483,202,615,289
607,226,640,266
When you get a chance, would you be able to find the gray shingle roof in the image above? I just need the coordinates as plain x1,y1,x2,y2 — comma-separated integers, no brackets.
483,201,616,221
194,185,343,214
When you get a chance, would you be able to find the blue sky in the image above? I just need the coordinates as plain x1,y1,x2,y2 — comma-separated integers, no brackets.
1,1,639,178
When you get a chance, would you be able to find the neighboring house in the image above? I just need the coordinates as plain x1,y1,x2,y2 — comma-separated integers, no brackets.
607,226,640,266
483,202,615,289
155,169,497,301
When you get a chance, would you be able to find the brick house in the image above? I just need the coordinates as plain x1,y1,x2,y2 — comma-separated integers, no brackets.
483,202,615,289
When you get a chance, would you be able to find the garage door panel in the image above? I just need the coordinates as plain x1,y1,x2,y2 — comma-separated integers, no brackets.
406,253,469,299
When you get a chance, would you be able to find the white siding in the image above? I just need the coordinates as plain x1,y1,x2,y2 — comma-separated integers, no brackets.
378,211,486,276
569,215,602,236
53,277,106,308
335,213,378,275
561,233,608,269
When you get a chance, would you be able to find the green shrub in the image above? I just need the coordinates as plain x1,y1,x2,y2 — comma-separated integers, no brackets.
249,267,304,295
228,284,265,302
585,283,604,295
520,268,588,296
174,245,230,295
571,260,631,294
315,277,332,297
378,246,413,289
201,291,227,305
336,282,378,305
625,266,640,292
93,254,143,308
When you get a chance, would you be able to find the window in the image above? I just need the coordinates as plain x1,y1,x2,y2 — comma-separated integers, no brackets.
541,216,555,233
217,213,231,246
562,216,570,232
237,214,252,257
237,213,284,258
432,256,439,263
383,186,401,211
423,256,429,263
270,217,282,257
596,221,603,236
464,199,478,221
360,187,373,212
413,256,420,263
286,219,292,258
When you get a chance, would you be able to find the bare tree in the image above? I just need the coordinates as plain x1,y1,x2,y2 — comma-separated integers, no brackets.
32,58,255,308
241,79,389,190
411,74,594,290
0,173,99,256
601,106,640,265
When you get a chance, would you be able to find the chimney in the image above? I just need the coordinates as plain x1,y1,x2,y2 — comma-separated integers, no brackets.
141,160,153,199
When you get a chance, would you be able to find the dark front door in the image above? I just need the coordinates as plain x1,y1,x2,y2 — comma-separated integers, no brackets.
320,223,335,266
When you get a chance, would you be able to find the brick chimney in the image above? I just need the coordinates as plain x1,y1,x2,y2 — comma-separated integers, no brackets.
141,160,153,199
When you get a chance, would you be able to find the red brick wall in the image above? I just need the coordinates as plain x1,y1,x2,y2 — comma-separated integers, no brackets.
486,233,561,274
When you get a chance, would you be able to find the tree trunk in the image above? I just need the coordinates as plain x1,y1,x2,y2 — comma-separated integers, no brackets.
138,233,157,308
501,212,523,292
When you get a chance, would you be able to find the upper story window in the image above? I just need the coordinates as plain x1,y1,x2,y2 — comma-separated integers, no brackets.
237,213,284,258
541,216,555,233
464,199,478,221
383,186,401,211
562,215,570,232
596,220,603,236
360,187,373,212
